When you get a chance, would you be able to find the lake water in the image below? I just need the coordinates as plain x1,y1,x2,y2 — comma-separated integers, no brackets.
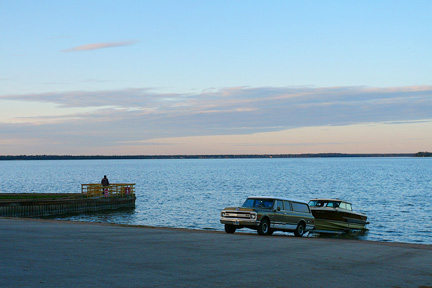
0,158,431,244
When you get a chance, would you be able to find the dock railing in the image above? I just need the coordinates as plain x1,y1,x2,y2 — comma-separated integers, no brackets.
81,183,135,198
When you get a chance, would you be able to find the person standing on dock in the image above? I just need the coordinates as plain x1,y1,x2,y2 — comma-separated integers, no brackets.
101,175,110,197
101,175,110,186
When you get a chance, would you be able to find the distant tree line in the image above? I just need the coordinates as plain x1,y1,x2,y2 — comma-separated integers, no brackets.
414,152,432,157
0,153,417,161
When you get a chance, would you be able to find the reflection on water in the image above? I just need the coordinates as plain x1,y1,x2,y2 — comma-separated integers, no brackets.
1,158,431,244
49,208,137,224
308,230,369,241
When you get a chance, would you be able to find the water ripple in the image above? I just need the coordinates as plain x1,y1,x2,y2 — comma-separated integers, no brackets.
1,158,431,244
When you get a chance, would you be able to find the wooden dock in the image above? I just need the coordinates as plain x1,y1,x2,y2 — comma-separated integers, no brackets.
0,183,136,218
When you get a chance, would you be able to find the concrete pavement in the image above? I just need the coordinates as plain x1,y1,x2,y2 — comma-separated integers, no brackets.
1,218,431,288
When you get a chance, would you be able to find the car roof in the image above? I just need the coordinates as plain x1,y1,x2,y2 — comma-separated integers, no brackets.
309,198,352,204
247,196,308,204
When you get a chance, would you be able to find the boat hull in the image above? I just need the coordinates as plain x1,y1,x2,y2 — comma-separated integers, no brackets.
311,208,368,232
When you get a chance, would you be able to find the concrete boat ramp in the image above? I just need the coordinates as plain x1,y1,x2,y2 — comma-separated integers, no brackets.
1,218,431,288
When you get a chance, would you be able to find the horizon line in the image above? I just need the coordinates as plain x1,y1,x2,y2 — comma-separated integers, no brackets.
1,152,427,160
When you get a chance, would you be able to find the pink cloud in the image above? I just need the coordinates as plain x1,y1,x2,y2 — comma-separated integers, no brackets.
63,41,136,52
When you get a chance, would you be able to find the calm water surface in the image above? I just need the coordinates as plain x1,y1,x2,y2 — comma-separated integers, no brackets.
0,158,431,244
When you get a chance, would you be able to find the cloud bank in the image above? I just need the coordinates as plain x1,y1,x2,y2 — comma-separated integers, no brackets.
1,85,431,154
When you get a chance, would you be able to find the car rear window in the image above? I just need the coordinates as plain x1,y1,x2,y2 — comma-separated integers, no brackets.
292,202,310,213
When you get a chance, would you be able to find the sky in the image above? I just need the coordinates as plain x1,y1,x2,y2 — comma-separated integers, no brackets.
1,0,431,155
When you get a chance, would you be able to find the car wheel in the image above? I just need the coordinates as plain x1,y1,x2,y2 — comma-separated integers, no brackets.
257,219,271,235
294,222,306,237
225,224,236,234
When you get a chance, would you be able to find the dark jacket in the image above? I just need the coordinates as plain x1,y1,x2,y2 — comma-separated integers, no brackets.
101,177,109,186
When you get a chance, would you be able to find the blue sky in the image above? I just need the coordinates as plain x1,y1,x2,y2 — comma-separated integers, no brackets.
1,1,431,155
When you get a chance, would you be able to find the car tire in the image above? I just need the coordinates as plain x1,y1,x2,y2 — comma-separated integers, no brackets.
225,224,236,234
294,222,306,237
257,219,271,235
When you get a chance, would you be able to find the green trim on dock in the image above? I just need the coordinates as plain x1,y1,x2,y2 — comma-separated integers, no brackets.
0,193,136,218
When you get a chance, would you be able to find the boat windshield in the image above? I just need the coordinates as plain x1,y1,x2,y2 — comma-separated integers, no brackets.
242,198,274,209
309,200,341,208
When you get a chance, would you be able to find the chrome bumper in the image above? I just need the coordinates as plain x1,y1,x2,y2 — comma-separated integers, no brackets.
220,218,260,226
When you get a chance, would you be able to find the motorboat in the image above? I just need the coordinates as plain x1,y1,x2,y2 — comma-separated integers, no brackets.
308,199,368,233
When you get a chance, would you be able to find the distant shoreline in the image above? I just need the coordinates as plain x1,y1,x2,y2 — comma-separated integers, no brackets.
1,152,429,160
